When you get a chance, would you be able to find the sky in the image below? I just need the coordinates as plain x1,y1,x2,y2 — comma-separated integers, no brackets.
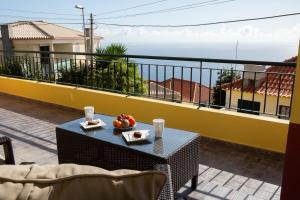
0,0,300,58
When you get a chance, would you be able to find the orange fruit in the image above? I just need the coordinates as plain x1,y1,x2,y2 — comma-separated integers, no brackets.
113,120,122,128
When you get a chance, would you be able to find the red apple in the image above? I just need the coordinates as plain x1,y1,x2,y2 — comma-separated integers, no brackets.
128,118,136,127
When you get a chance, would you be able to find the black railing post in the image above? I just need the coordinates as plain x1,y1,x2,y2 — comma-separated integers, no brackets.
140,64,144,95
240,71,245,112
190,68,193,103
276,74,282,117
263,73,269,114
156,65,158,98
35,52,39,80
219,69,223,107
108,61,111,89
113,62,116,89
164,65,166,99
148,64,151,97
229,68,233,109
208,69,212,107
198,62,202,108
126,57,129,94
181,66,183,102
251,72,257,113
172,66,175,101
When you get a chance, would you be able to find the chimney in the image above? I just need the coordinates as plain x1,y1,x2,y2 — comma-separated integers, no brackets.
1,24,14,56
243,64,266,89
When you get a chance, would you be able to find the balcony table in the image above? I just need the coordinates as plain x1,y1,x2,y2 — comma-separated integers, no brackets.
56,114,200,195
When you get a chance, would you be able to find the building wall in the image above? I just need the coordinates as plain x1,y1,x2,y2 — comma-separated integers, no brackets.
0,41,40,57
53,43,74,59
72,43,85,60
1,38,101,62
225,90,291,115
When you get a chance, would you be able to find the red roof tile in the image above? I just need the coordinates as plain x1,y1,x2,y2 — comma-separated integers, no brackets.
222,58,296,98
158,78,211,103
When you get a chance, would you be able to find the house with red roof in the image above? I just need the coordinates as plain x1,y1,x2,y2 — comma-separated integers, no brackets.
221,57,296,118
158,78,211,104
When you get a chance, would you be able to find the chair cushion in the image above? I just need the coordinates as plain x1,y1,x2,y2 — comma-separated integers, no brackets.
0,155,5,165
0,164,166,200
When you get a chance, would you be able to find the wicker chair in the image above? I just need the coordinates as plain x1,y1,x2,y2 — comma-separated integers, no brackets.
0,136,15,165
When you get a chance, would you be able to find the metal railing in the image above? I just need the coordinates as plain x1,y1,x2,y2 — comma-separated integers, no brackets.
0,50,296,119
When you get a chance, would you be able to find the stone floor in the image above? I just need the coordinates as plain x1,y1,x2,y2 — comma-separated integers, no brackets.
0,93,284,200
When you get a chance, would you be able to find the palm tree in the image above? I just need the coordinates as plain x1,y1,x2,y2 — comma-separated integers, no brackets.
92,43,145,94
96,43,127,65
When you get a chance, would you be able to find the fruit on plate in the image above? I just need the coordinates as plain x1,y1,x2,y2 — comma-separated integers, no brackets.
113,114,136,129
113,120,122,128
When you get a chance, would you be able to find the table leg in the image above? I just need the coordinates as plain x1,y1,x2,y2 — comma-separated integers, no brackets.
191,175,198,190
154,164,174,200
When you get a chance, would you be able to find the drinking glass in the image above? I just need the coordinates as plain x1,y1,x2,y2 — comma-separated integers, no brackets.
153,119,165,138
84,106,94,121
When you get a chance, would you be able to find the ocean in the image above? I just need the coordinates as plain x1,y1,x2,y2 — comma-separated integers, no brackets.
125,42,297,61
103,42,298,86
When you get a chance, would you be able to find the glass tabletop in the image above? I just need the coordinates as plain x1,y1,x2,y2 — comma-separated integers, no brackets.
57,114,199,159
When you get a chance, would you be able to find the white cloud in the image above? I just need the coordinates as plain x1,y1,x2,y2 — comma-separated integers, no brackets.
97,23,300,45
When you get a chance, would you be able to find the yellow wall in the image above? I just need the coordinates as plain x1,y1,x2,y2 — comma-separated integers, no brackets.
226,90,291,115
290,46,300,124
0,76,289,153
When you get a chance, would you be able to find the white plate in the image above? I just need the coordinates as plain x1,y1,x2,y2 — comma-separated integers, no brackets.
80,119,106,130
122,130,150,143
114,124,136,131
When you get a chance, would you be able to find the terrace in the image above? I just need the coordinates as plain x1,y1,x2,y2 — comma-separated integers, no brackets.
0,49,299,200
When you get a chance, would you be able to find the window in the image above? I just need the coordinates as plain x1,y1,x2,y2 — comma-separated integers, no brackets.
279,105,290,119
39,46,50,65
74,44,80,52
238,99,260,115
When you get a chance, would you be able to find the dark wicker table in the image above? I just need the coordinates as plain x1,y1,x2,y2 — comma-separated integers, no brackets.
56,114,200,193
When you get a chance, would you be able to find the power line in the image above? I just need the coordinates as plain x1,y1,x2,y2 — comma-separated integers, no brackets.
0,21,84,25
0,8,79,16
96,0,235,20
95,12,300,27
0,14,81,21
96,0,169,16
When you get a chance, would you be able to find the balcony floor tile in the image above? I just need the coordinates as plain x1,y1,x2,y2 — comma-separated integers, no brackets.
0,93,284,200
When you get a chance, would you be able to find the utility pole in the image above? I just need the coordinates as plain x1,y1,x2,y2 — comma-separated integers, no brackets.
89,13,94,67
90,13,94,54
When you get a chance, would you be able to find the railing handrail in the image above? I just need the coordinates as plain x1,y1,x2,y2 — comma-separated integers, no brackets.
0,49,296,67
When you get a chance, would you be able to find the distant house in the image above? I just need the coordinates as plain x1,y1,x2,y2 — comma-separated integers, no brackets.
0,21,103,75
0,21,103,58
221,57,296,118
148,81,181,100
149,78,211,104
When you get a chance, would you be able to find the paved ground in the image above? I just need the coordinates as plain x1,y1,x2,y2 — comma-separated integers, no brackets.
0,93,284,200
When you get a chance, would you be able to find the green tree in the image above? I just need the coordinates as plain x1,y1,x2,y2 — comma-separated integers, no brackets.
94,43,145,94
212,68,240,108
59,43,146,95
0,57,24,77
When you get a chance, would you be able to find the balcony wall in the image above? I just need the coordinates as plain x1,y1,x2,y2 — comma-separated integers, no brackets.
0,76,289,153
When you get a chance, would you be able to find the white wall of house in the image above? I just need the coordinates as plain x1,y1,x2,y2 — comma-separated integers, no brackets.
0,38,101,65
53,43,73,59
225,90,291,116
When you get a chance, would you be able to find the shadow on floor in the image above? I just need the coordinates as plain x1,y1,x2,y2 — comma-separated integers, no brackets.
0,93,82,124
